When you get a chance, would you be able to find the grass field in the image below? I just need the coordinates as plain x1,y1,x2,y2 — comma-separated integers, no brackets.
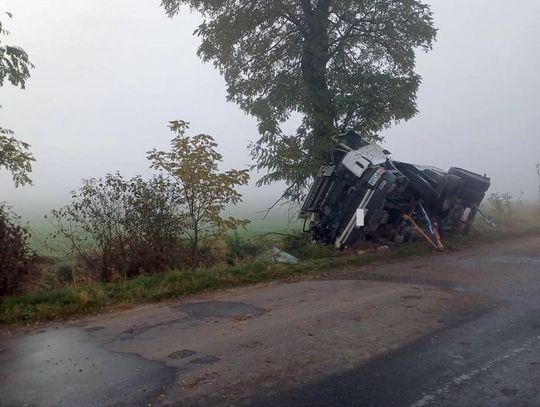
24,209,301,255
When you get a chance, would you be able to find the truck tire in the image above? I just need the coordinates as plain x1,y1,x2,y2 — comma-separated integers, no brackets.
459,186,486,205
448,167,490,192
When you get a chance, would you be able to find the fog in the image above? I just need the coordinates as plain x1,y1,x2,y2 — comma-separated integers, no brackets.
2,0,539,223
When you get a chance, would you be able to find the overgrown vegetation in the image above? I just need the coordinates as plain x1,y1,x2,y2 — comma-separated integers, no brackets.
3,215,539,326
0,203,35,297
485,192,515,226
473,192,540,235
280,230,340,260
48,173,188,282
224,232,271,266
148,120,250,266
44,121,250,283
2,184,538,316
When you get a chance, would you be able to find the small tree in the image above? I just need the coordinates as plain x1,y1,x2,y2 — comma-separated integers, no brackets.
123,175,188,273
148,120,250,267
50,173,132,282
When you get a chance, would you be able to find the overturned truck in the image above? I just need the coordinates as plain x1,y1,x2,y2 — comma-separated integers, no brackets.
299,131,491,250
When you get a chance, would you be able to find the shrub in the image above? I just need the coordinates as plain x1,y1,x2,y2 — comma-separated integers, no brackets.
49,173,189,282
486,192,514,225
56,264,73,284
0,203,35,297
49,120,251,280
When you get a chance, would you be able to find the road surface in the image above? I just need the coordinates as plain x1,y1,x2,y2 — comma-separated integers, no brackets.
1,235,539,406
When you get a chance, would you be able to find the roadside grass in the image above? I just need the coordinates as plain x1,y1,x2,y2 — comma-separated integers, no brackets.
2,217,540,327
0,258,360,326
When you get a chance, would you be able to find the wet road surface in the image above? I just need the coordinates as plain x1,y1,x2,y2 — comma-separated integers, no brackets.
0,328,174,407
250,237,540,407
1,235,539,407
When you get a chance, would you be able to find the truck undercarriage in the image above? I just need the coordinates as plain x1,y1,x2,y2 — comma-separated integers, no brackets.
299,131,491,250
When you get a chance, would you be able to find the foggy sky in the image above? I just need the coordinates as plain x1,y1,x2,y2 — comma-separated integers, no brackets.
2,0,540,221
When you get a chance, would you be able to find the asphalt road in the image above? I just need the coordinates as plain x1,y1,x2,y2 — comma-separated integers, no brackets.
1,236,540,407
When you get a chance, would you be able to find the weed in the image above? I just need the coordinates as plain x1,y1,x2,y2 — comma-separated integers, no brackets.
280,231,340,260
224,231,270,265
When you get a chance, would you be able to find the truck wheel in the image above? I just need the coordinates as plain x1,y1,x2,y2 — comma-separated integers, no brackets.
449,167,490,192
459,186,486,205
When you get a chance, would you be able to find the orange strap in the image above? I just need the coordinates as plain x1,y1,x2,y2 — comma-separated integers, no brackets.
403,214,443,251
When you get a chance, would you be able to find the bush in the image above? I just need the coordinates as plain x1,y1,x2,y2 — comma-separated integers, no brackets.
0,203,35,297
56,264,73,284
487,192,514,222
48,120,251,282
49,173,189,282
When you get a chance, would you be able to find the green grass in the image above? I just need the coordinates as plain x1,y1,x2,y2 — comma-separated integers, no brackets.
28,214,301,256
0,258,357,326
2,215,540,327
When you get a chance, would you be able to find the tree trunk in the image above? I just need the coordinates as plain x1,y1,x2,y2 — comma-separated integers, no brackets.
191,223,199,268
301,0,335,172
101,248,112,282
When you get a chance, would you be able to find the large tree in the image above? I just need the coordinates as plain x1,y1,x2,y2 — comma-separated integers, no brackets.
1,12,34,187
161,0,437,199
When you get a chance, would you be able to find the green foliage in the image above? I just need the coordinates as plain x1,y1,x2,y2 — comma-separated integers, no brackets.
0,12,35,186
225,231,270,265
0,202,35,297
0,127,34,186
161,0,437,199
487,192,514,222
49,121,250,277
0,261,282,324
280,230,340,260
49,172,188,282
0,12,33,89
148,120,250,266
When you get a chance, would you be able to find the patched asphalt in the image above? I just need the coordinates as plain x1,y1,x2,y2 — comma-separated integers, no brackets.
1,236,540,407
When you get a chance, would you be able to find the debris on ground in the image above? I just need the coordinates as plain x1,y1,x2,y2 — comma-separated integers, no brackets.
264,248,300,264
